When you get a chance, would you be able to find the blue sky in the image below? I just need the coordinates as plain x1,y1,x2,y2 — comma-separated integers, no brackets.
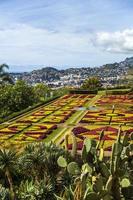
0,0,133,72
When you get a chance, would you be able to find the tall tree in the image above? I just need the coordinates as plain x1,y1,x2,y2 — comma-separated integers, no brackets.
9,80,35,111
81,77,102,90
33,83,50,102
0,64,13,85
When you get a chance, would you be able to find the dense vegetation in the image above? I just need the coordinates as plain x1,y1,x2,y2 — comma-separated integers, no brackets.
0,64,133,200
0,81,69,121
81,77,102,90
0,64,69,122
0,127,132,200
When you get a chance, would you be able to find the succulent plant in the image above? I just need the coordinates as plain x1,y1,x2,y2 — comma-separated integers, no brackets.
67,162,80,175
64,133,77,158
57,125,133,200
57,156,67,168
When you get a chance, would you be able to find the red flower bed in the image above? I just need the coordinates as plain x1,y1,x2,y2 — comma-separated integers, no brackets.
72,127,89,135
17,120,32,123
0,131,16,134
25,131,46,135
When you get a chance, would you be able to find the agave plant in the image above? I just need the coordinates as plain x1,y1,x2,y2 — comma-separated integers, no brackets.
17,179,55,200
20,146,45,183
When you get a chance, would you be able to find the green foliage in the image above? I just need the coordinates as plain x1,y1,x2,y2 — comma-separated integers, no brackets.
57,156,67,168
9,80,35,111
0,78,64,121
0,80,35,119
0,129,132,199
0,63,13,85
33,83,51,102
81,77,102,90
59,126,133,200
0,184,10,200
67,162,80,175
17,179,54,200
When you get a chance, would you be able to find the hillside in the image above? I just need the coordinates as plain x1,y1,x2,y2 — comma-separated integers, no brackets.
11,57,133,86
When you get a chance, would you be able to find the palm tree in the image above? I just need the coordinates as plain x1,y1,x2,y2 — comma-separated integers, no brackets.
0,64,14,85
0,149,18,199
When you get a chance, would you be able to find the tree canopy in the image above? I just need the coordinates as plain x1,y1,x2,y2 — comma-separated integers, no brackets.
0,64,13,85
81,77,102,90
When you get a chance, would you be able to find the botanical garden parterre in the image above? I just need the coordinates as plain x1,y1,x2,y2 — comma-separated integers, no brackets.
0,94,132,152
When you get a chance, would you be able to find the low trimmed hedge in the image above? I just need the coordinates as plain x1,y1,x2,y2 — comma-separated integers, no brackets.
69,89,98,94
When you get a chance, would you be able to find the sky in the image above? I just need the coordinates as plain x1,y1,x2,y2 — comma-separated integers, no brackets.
0,0,133,72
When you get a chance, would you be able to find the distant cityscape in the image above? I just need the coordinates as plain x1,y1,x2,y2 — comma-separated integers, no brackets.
10,57,133,88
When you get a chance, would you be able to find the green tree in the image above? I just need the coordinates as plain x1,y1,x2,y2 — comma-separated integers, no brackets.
9,80,35,111
0,64,13,85
52,87,69,97
33,83,50,102
0,84,13,117
81,77,102,90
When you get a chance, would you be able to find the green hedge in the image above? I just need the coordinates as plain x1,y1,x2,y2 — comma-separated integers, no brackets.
106,90,131,95
69,89,98,94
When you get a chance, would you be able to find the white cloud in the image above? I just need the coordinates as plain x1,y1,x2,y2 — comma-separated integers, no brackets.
92,29,133,54
0,24,93,67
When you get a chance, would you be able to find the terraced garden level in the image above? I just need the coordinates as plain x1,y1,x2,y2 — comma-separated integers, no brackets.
0,94,132,152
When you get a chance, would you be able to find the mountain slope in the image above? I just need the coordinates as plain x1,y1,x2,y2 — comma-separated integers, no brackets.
11,57,133,84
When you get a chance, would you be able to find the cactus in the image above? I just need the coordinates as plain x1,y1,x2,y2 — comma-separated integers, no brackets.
117,125,122,143
130,132,133,140
81,138,92,163
99,162,110,178
84,138,92,153
102,194,112,200
82,163,92,174
86,192,100,200
125,146,130,156
59,125,132,200
110,126,123,174
81,145,88,163
64,133,77,158
122,132,129,147
57,156,67,168
105,175,113,192
129,143,133,151
67,162,80,175
96,130,104,150
71,133,77,158
99,148,104,161
92,174,103,192
64,134,69,150
120,178,131,188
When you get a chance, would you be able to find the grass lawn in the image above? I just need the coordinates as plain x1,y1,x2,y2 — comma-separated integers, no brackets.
44,127,65,143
